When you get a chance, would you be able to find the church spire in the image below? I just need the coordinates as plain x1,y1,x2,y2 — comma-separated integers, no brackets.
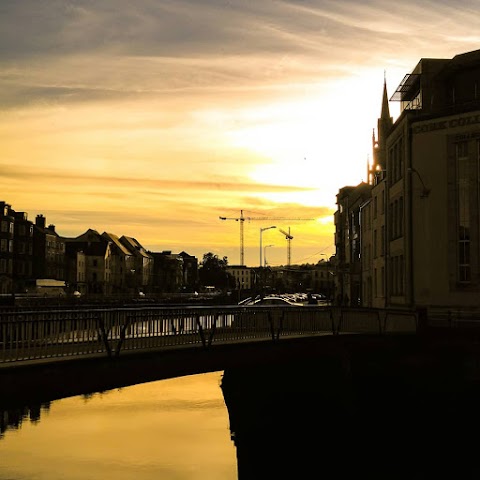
380,72,391,121
370,73,393,182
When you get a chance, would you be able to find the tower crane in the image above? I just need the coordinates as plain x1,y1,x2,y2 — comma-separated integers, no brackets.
278,228,294,267
219,209,314,266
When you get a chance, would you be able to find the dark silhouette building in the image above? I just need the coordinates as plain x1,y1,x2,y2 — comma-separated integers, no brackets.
0,202,15,295
32,215,65,282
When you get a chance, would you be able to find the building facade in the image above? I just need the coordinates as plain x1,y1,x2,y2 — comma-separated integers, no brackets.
119,236,153,293
388,49,480,310
334,183,371,306
12,210,34,294
0,202,15,294
338,48,480,313
33,215,66,282
226,265,253,291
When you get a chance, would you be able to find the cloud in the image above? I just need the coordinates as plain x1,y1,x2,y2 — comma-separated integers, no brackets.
0,162,315,192
2,0,480,111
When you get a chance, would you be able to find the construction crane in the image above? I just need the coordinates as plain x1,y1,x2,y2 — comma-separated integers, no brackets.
278,228,294,267
219,210,314,266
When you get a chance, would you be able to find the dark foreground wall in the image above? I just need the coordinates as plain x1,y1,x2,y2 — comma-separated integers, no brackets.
0,335,387,408
0,334,433,408
2,331,480,478
221,333,480,479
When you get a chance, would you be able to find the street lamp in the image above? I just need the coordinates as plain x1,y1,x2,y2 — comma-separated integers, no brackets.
264,244,274,267
259,226,276,267
408,167,430,198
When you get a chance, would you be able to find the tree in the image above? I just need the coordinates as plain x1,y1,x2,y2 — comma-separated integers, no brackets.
198,253,231,289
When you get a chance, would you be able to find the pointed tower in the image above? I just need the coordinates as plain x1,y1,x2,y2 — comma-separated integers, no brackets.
369,75,393,184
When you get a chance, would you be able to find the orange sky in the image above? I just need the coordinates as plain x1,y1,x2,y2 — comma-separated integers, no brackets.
1,1,480,266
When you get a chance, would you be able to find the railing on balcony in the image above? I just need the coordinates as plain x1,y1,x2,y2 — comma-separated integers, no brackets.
0,305,419,364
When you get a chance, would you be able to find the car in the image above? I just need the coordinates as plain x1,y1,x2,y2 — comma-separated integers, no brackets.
247,295,304,307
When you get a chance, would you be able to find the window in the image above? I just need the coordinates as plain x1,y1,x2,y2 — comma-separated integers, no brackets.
393,200,398,238
388,147,394,185
0,239,6,252
381,226,385,256
0,221,7,233
399,197,404,237
399,256,404,295
457,141,471,283
399,138,404,179
17,261,25,275
381,266,385,296
388,203,393,240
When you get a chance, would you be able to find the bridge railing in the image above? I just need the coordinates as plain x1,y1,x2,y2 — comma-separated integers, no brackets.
0,305,418,364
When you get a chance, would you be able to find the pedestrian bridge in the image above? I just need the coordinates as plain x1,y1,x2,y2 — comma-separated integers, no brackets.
0,303,473,408
0,304,418,364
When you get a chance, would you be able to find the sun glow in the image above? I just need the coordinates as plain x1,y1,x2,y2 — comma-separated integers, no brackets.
225,70,399,205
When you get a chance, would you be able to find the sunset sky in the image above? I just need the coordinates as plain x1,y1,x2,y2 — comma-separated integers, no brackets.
2,1,480,266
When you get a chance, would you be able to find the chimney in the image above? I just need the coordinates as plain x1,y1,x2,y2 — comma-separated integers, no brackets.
36,214,46,228
48,224,56,233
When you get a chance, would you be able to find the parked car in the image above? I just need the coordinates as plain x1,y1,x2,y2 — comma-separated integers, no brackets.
242,295,304,307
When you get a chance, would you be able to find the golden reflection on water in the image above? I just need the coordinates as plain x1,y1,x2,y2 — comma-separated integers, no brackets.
0,371,237,480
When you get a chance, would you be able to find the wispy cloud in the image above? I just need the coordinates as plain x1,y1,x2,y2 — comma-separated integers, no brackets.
0,163,315,192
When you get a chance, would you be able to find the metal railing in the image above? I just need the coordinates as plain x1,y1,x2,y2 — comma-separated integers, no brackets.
0,305,418,364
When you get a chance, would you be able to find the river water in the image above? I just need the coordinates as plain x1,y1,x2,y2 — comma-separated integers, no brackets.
0,372,237,480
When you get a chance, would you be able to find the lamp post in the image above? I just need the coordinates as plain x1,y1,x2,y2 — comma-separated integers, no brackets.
408,167,430,198
264,244,274,267
259,226,276,267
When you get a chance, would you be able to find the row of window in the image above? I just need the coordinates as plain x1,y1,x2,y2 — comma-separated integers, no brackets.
14,260,32,276
0,239,13,253
389,137,404,186
1,221,35,237
46,240,65,251
364,257,404,299
373,266,385,298
390,255,405,296
456,141,473,283
389,197,404,240
0,258,13,274
0,221,14,234
373,226,386,258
